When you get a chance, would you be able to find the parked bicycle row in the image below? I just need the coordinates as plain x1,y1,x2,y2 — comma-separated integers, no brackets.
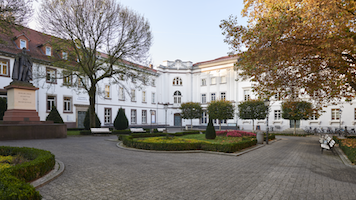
304,126,356,136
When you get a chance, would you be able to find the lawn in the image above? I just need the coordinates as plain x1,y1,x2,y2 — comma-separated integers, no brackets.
180,134,249,144
67,130,81,136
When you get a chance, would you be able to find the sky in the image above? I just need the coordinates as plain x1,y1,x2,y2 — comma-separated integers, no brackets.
30,0,247,66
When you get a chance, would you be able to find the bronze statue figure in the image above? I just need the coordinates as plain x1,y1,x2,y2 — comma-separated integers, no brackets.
12,48,33,82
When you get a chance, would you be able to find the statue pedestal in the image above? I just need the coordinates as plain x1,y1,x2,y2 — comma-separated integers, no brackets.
3,82,40,122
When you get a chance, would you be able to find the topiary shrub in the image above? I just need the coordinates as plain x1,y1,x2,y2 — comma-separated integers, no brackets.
205,119,216,139
0,97,6,120
84,109,101,130
46,106,64,123
114,108,129,130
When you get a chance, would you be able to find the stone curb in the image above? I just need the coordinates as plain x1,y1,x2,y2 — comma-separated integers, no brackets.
31,159,65,189
334,146,356,168
115,138,281,157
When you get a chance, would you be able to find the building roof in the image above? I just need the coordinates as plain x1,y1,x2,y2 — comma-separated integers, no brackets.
192,55,238,67
0,26,156,73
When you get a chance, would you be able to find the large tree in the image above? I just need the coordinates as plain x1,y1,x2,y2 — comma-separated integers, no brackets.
179,102,202,129
220,0,356,106
38,0,152,128
282,101,314,134
238,100,268,132
207,100,235,131
0,0,33,37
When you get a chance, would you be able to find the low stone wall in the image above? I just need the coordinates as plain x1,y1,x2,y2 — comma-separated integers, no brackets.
0,124,67,140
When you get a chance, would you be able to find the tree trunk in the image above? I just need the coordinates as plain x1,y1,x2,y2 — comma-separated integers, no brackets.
191,119,193,129
294,119,296,135
89,85,97,128
252,120,255,133
219,120,221,131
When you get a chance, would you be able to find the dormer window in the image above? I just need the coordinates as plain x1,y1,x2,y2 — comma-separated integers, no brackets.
62,52,68,60
20,39,26,49
46,46,52,56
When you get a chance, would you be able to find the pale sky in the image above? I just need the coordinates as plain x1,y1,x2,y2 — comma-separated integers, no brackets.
30,0,247,66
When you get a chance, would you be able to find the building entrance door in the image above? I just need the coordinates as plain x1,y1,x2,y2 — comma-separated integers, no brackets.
174,114,181,127
290,120,300,128
78,111,86,128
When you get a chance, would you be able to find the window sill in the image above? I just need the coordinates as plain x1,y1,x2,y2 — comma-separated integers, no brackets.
309,120,321,125
46,81,57,84
104,97,112,100
131,101,136,102
142,102,147,104
329,120,343,125
152,103,156,105
63,111,73,114
119,99,125,101
272,120,283,124
0,74,10,78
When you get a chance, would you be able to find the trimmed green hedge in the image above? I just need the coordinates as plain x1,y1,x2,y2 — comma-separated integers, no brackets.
112,129,131,135
80,130,92,135
339,139,356,164
0,146,55,200
264,133,276,141
346,135,356,139
0,173,41,200
120,135,257,153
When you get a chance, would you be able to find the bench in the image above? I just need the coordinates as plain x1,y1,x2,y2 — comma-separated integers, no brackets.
130,128,146,133
157,128,167,133
320,134,336,153
90,128,111,134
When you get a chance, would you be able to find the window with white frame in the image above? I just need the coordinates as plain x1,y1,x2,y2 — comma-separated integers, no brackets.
310,111,318,120
331,109,340,120
173,77,182,85
244,90,250,101
220,92,226,100
201,79,206,86
63,71,72,86
46,68,56,83
201,111,207,124
105,85,110,98
46,95,56,112
221,76,226,83
274,110,281,120
220,119,227,124
46,46,52,56
211,77,216,85
104,108,111,124
20,39,26,49
142,91,146,102
131,109,137,124
62,52,68,60
142,110,147,124
119,87,125,100
131,89,136,101
201,94,206,104
274,93,280,100
0,59,9,76
151,110,156,124
152,79,156,87
211,93,216,101
174,91,182,104
152,92,156,103
63,97,72,112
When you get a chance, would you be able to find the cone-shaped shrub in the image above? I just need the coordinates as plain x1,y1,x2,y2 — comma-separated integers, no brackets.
0,97,7,120
205,119,216,139
84,109,101,130
114,108,129,130
46,106,64,123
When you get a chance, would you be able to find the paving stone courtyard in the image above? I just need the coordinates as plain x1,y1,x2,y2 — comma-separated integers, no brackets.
1,135,356,200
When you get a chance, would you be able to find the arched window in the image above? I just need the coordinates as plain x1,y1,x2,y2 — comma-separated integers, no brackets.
173,77,182,86
173,91,182,103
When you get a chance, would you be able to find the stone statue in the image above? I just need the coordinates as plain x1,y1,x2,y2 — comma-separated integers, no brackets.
12,48,33,82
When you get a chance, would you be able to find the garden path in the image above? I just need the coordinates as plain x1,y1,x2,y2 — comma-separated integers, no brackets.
0,136,355,199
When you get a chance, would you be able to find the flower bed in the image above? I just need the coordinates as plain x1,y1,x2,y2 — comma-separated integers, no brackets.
120,135,257,153
216,130,256,137
339,138,356,164
0,146,55,200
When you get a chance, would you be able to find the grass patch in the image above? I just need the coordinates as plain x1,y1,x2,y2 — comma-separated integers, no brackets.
180,134,245,144
67,130,81,136
339,138,356,164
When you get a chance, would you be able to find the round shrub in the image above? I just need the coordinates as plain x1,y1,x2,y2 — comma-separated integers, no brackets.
205,119,216,139
114,108,129,130
84,109,101,130
46,106,64,123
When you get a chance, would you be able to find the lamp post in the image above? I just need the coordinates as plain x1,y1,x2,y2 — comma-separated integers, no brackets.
264,99,270,145
339,109,342,135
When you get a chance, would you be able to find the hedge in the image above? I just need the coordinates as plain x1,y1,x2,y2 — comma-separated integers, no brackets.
273,133,313,137
80,130,92,135
119,135,257,153
0,146,56,200
339,139,356,164
112,129,131,135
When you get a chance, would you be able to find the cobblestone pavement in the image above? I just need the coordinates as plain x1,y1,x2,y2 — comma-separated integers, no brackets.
1,136,356,200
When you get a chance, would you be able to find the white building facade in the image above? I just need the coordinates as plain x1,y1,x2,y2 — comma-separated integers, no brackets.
0,27,355,131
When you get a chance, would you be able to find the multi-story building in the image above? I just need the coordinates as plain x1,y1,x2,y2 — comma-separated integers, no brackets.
1,27,355,131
